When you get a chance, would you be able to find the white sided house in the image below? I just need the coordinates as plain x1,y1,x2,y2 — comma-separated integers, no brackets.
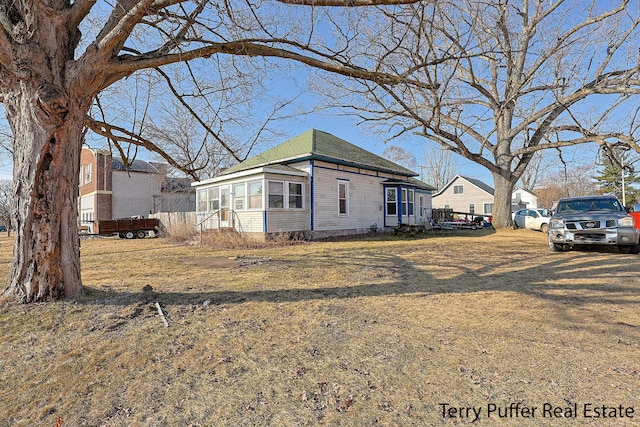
192,129,435,238
432,175,496,216
431,175,539,216
512,187,539,210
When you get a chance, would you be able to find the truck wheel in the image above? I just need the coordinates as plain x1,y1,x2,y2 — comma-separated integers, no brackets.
548,234,565,252
540,223,549,234
619,245,640,254
124,231,135,239
136,230,146,239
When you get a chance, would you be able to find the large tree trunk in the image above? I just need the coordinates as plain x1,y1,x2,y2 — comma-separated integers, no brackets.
492,172,517,229
2,86,85,302
0,1,91,302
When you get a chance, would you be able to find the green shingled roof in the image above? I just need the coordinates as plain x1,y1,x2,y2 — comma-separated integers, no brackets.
222,129,417,176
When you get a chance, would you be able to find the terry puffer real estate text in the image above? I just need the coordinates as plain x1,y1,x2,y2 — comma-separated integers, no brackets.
439,402,635,423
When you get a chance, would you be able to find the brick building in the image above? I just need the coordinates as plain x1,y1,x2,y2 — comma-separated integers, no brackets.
78,148,194,233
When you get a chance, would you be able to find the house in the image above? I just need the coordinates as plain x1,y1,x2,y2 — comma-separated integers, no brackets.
511,187,539,210
431,175,495,216
431,175,538,216
192,129,435,238
78,148,195,233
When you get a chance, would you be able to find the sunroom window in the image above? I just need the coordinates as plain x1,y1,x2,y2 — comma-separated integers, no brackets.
208,187,219,211
248,181,263,209
233,183,245,210
268,181,284,208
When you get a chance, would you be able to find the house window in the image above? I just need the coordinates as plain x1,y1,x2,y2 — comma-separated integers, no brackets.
469,203,475,214
408,190,414,216
248,181,263,209
84,163,92,184
208,187,219,211
268,181,284,208
484,203,493,214
289,183,303,209
338,180,348,215
386,188,397,216
453,185,463,194
233,183,245,210
197,189,208,212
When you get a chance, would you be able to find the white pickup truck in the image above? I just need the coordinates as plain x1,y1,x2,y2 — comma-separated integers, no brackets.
548,195,640,254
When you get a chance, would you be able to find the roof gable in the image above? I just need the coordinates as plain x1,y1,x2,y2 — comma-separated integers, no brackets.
222,129,417,176
513,187,537,197
435,175,495,197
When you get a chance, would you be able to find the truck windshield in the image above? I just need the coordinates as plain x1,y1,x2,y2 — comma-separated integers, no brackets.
556,198,622,214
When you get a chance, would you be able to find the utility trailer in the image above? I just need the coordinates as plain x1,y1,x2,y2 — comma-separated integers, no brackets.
96,217,160,239
432,208,492,228
431,208,492,230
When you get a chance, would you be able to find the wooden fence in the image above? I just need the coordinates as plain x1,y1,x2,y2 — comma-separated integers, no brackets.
150,211,196,234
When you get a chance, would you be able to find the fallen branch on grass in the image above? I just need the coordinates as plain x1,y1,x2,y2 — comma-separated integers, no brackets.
155,302,169,327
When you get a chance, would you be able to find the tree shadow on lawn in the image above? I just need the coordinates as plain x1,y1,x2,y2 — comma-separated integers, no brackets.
80,247,640,310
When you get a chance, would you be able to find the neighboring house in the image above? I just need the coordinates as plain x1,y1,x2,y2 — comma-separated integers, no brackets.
432,175,496,216
192,129,435,238
511,187,539,210
431,175,539,216
78,148,195,233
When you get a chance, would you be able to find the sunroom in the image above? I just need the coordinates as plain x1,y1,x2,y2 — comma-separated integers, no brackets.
194,165,310,235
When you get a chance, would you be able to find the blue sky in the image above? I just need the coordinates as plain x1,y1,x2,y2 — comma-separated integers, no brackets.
0,166,11,180
0,154,10,180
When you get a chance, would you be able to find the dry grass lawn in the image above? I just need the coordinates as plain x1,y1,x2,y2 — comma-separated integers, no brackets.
1,229,640,426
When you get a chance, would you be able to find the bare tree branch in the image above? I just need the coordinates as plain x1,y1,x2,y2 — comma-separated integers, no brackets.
85,115,202,179
154,67,243,163
277,0,419,6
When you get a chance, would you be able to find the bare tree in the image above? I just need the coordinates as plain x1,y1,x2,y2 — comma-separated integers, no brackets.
315,0,640,228
0,0,435,302
421,145,458,190
537,164,599,208
381,144,417,170
86,59,302,176
144,99,241,179
518,152,547,192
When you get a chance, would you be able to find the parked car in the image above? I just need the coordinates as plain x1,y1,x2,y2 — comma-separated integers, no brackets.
0,225,7,232
513,209,551,233
548,195,640,254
